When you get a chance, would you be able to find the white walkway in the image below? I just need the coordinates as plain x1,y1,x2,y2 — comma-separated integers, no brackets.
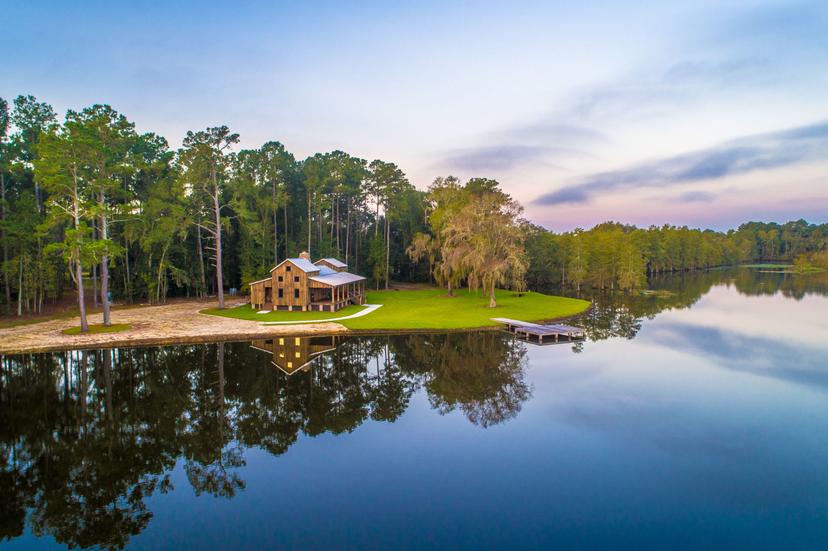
261,304,383,325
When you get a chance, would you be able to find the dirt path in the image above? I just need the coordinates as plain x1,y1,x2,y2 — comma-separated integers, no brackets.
0,299,349,355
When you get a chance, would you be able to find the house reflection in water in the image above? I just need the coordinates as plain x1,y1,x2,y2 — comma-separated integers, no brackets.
250,335,342,375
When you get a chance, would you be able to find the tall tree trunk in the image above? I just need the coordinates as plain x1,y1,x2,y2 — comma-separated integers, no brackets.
100,190,111,326
488,285,497,308
76,258,89,331
318,206,323,243
284,203,289,259
273,181,279,265
212,170,225,309
1,172,9,313
197,222,207,298
307,191,312,255
157,241,170,304
335,196,340,254
384,214,390,290
331,194,336,250
34,181,42,214
123,236,132,303
17,256,23,316
375,197,380,238
345,198,351,266
72,167,89,333
92,262,98,308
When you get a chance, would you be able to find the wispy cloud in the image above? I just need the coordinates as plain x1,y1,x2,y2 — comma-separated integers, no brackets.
677,190,717,203
439,145,563,172
533,120,828,205
571,57,774,123
436,122,604,173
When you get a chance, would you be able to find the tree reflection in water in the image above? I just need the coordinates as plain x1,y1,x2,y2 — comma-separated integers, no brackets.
566,267,828,342
0,332,530,549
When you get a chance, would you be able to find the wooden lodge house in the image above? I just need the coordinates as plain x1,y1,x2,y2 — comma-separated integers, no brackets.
248,252,366,312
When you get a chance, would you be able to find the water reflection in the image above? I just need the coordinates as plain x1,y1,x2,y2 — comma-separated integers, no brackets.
1,267,827,549
569,267,828,343
0,333,529,549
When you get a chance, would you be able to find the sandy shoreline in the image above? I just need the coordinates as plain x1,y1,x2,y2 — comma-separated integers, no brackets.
0,299,352,355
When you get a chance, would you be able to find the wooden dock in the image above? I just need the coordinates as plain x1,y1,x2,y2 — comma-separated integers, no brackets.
492,318,586,344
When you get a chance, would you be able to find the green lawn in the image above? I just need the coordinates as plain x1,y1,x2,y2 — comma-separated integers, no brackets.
62,323,131,335
202,303,368,322
342,288,590,330
201,288,590,330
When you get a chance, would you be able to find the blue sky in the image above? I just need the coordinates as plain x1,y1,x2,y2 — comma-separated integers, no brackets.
2,0,827,230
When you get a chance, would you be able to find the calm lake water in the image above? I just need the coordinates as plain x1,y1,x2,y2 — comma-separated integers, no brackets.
2,268,828,550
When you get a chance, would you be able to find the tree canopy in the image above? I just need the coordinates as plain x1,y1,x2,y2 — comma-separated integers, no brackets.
1,92,826,325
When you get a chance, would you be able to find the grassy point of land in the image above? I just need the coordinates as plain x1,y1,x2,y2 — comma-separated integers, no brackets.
343,289,590,330
62,323,132,335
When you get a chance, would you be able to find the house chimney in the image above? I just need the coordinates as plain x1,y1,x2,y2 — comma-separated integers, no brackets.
299,251,311,261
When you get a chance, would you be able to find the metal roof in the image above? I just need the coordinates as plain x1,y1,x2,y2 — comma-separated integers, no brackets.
271,257,320,273
315,257,347,268
308,271,366,286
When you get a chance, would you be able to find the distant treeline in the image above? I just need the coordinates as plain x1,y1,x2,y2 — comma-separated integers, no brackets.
1,93,826,319
524,219,828,291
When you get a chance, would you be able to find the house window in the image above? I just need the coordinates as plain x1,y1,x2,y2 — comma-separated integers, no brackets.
294,289,300,299
278,289,284,298
277,276,283,282
294,276,299,283
286,265,291,272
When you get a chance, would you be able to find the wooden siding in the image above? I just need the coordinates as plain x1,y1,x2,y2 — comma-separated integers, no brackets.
249,257,366,312
271,260,317,310
249,279,271,309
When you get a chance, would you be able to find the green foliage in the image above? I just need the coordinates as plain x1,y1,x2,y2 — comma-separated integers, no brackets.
408,177,526,304
792,251,828,273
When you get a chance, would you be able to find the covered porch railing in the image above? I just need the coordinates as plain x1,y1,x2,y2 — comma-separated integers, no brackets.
309,281,366,312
